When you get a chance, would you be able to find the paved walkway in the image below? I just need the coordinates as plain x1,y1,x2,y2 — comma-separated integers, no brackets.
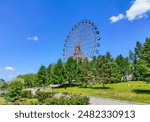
90,97,145,105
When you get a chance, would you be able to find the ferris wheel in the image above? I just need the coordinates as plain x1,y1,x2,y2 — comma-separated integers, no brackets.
63,19,100,61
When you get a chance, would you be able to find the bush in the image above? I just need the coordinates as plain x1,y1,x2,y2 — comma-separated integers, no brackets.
5,79,24,102
35,91,55,103
26,98,39,105
8,90,90,105
0,97,6,105
21,90,32,98
69,94,89,105
14,98,39,105
45,94,89,105
0,92,6,97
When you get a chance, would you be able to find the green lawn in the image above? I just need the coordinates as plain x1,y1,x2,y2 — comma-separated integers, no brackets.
1,81,150,104
44,81,150,104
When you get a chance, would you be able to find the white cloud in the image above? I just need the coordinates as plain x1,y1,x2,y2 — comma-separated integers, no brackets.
5,66,14,71
27,36,39,41
110,14,125,23
126,0,150,21
110,0,150,23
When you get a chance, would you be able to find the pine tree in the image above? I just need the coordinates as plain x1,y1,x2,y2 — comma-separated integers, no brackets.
80,58,93,87
110,61,122,83
96,56,112,88
137,38,150,82
75,59,82,84
141,38,150,65
129,41,142,79
47,64,53,85
64,57,77,86
52,59,64,84
115,54,131,81
37,65,47,88
89,56,97,84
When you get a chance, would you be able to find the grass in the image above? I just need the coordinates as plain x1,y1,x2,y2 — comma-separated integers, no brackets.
44,81,150,104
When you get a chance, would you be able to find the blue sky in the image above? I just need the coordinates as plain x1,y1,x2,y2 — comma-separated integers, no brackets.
0,0,150,81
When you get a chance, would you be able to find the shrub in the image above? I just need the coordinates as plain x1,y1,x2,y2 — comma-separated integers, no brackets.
35,91,55,103
11,91,89,105
26,98,39,105
71,95,90,105
21,90,32,98
5,79,24,102
0,92,6,97
0,97,6,105
45,98,59,105
45,94,89,105
14,98,27,105
14,98,39,105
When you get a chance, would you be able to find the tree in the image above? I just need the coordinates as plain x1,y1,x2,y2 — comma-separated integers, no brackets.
17,74,37,88
47,64,53,85
6,79,24,102
0,78,5,83
129,41,143,79
105,52,113,61
96,56,112,88
136,59,150,83
0,79,8,90
140,38,150,65
37,65,47,88
75,58,82,84
80,58,93,87
52,59,64,84
137,38,150,82
89,56,97,84
110,61,122,83
64,57,76,86
129,38,150,81
115,55,131,81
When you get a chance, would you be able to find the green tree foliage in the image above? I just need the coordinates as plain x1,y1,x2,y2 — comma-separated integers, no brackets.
0,79,8,90
129,41,142,78
13,38,150,87
80,58,93,87
105,52,113,61
0,78,5,83
17,74,37,88
129,38,150,82
75,59,82,84
64,57,77,86
110,61,122,83
52,59,64,84
96,56,112,87
137,38,150,82
6,79,24,102
47,64,53,85
115,54,131,81
140,38,150,65
136,59,150,81
37,65,47,87
89,56,97,84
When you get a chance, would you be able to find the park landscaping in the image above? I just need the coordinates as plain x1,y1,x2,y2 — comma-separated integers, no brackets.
0,38,150,105
0,80,89,105
43,81,150,104
1,81,150,104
